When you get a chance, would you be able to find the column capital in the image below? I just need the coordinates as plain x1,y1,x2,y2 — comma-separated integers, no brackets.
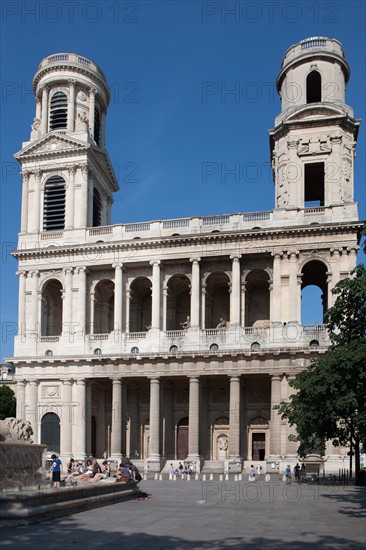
89,86,97,96
40,84,50,93
21,170,30,182
190,257,201,263
230,254,241,261
112,262,123,269
188,376,200,382
149,376,161,382
63,267,74,275
229,375,241,383
68,78,77,87
150,260,161,266
271,374,282,382
16,270,27,278
30,270,40,278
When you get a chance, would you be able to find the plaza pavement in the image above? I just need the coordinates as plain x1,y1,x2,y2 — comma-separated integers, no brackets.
0,479,365,549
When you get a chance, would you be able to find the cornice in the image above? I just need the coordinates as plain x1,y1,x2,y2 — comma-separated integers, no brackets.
12,220,362,262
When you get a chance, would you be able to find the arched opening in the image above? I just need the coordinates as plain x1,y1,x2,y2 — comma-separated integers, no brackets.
129,277,152,332
205,272,230,328
94,106,101,145
306,71,321,103
166,274,190,330
245,270,270,326
94,280,114,334
301,261,328,323
49,91,68,130
41,279,63,336
212,416,229,460
43,176,66,231
177,416,189,459
41,412,60,454
93,187,102,227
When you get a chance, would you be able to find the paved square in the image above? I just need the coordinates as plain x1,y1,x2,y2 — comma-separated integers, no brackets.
0,481,365,549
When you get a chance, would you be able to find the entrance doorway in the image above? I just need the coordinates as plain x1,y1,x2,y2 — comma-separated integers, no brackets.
41,412,60,454
252,433,266,461
177,417,189,459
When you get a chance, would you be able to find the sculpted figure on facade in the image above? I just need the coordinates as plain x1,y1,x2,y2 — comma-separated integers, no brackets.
30,118,41,139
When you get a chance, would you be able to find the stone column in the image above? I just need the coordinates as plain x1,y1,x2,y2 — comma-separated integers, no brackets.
28,380,38,442
16,380,26,419
65,166,76,229
162,284,168,331
269,375,282,458
148,377,161,471
201,283,206,329
85,383,92,456
61,379,73,457
150,261,161,330
29,270,39,334
288,252,299,322
20,171,29,233
79,165,88,228
33,171,41,233
163,382,173,458
35,96,41,120
63,267,73,335
17,271,27,337
89,87,96,138
284,375,298,458
77,267,87,335
240,281,246,327
73,380,86,459
228,376,241,459
230,255,241,326
113,263,123,334
67,79,76,133
110,378,123,461
190,258,201,327
129,385,139,457
125,287,131,332
187,377,200,461
271,253,282,322
41,85,49,135
100,110,106,147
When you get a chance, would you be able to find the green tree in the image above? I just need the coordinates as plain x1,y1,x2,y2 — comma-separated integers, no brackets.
277,265,366,481
0,385,16,420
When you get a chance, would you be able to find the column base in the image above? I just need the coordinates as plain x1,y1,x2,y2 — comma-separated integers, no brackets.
186,455,202,473
146,457,162,473
110,454,123,465
224,458,242,474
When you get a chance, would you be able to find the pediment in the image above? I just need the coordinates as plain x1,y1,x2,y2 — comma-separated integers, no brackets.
15,132,90,160
286,104,347,123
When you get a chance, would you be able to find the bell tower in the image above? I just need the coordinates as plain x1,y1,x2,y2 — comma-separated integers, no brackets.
15,53,118,237
270,37,360,217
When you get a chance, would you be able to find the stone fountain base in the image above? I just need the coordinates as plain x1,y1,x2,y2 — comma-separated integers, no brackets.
0,441,47,490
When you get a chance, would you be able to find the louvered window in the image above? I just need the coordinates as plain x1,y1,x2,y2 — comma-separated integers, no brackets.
93,187,102,227
49,91,68,130
94,107,100,145
43,176,66,231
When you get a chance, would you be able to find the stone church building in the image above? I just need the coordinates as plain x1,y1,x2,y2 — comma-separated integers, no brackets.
11,38,362,473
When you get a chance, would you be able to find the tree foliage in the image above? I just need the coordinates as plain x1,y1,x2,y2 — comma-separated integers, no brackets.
0,385,16,420
277,265,366,473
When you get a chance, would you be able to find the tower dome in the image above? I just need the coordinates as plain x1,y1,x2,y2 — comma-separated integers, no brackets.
30,53,110,146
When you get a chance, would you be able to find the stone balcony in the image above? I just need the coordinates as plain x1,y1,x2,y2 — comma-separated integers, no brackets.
14,323,329,359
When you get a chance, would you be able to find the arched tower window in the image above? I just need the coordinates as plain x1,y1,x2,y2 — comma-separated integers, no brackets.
306,71,321,104
43,176,66,231
94,106,100,145
49,91,68,130
93,187,102,227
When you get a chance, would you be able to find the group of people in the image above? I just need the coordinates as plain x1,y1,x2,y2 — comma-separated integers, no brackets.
49,455,141,488
170,462,196,478
285,463,306,484
114,462,142,483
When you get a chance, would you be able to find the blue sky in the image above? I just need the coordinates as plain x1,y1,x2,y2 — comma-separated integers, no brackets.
0,0,365,360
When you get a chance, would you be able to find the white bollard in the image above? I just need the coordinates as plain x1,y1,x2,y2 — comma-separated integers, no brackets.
143,473,147,480
234,474,238,482
169,474,173,480
219,474,223,481
154,473,158,480
195,474,199,481
239,474,242,481
159,474,163,481
225,474,229,481
187,475,191,481
202,474,206,481
173,474,177,481
209,474,213,481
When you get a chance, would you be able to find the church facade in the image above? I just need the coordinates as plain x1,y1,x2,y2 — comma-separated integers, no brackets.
11,38,362,473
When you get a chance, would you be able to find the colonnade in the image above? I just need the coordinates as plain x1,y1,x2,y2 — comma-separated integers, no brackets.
17,373,292,463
